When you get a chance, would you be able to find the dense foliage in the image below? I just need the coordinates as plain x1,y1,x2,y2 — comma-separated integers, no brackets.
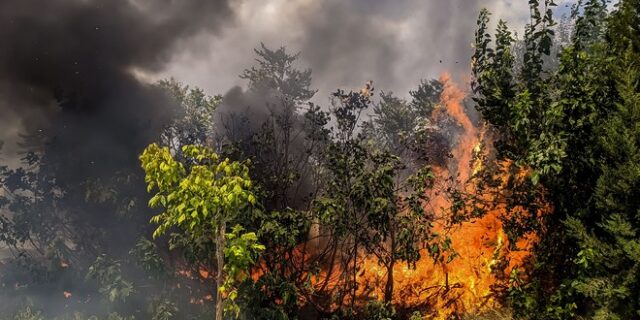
473,0,640,318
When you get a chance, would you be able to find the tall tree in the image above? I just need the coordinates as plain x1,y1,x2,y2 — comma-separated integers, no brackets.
311,83,450,314
215,45,328,319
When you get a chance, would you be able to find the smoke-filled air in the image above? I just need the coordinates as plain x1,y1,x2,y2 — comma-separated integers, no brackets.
1,0,639,319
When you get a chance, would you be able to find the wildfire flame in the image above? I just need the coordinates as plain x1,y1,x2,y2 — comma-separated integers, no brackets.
246,74,541,318
355,73,538,318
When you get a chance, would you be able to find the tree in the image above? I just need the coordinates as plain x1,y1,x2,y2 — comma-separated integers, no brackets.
213,44,328,318
365,78,445,169
310,83,450,313
240,43,316,104
472,0,640,318
156,79,221,150
140,144,264,319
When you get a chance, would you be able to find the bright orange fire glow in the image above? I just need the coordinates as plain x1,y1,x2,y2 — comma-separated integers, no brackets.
354,73,539,318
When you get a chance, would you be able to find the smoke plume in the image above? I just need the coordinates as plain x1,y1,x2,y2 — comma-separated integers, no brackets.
0,0,234,173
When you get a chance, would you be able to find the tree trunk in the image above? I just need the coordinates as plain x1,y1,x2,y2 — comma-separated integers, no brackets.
384,261,394,303
352,240,358,310
384,230,395,303
215,223,226,320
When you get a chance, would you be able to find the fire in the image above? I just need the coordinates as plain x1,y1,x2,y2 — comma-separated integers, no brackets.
246,74,542,317
63,291,72,299
198,267,211,279
355,73,538,318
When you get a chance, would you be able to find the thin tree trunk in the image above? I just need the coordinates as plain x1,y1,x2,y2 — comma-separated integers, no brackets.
384,259,394,303
384,231,395,303
215,222,226,320
351,240,357,310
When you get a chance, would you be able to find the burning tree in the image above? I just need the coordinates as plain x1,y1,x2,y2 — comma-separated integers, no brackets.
309,82,448,314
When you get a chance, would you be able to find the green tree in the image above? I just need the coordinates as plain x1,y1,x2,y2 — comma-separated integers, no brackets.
140,144,263,319
472,0,640,318
311,83,449,313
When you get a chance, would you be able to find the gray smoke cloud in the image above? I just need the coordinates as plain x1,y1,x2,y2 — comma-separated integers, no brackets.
160,0,569,103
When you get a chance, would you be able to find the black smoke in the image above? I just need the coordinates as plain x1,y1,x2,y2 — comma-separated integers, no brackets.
0,0,234,177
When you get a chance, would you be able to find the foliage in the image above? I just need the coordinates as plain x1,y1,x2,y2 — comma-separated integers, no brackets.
363,301,396,320
129,238,166,280
13,306,43,320
222,225,265,317
148,298,178,320
86,254,134,303
140,144,255,239
140,143,262,319
473,0,640,318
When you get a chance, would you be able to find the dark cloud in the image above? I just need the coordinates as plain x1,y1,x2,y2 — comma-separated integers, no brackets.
0,0,234,171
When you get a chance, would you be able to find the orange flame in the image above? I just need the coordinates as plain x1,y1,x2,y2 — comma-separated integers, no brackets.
355,73,538,318
246,74,542,318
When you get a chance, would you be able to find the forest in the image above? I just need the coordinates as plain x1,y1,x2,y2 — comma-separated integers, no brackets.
0,0,639,319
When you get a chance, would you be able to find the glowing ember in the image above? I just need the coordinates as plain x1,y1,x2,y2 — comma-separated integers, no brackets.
63,291,72,299
199,268,210,279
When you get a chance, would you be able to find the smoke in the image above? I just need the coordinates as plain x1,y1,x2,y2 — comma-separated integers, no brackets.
296,0,483,96
160,0,552,104
213,82,319,211
0,0,234,172
214,86,282,143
